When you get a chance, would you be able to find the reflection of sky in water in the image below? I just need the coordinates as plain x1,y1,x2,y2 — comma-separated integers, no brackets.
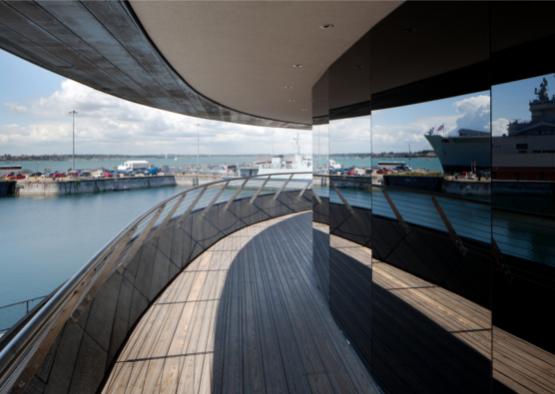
323,187,555,267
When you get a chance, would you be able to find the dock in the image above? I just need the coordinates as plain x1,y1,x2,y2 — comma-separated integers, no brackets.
16,175,177,197
103,212,379,393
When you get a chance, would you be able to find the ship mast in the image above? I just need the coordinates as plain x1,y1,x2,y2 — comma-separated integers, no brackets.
294,132,301,155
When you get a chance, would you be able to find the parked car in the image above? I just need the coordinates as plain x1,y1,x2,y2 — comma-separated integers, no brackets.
49,172,66,179
6,173,25,180
29,172,42,178
79,171,92,178
101,170,113,178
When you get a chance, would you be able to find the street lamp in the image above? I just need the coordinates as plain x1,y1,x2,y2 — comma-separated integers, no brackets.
68,110,77,170
196,123,200,175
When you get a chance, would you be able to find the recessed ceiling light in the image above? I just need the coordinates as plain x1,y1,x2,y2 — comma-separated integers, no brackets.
320,23,335,30
283,84,293,89
288,98,296,103
292,64,303,69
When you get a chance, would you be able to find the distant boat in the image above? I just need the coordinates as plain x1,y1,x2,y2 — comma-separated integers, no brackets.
329,159,341,170
252,132,312,179
256,154,312,178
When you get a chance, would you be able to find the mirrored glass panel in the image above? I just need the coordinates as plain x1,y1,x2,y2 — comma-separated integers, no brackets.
312,73,330,301
370,92,493,393
491,74,555,393
328,111,372,368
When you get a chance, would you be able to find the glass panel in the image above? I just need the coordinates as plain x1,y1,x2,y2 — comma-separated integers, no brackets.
491,73,555,393
370,90,493,394
312,73,330,302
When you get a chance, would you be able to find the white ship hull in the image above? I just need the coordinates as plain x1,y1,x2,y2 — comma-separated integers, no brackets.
257,167,312,180
425,135,490,172
426,134,555,179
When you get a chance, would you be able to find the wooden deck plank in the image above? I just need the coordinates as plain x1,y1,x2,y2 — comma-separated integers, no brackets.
280,229,376,394
372,257,555,393
103,212,378,394
240,243,266,394
251,230,317,393
247,238,292,393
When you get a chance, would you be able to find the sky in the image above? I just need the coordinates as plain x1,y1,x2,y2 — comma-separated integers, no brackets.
368,73,550,153
0,49,311,156
0,48,549,155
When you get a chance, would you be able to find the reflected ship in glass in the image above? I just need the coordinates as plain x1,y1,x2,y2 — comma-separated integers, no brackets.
425,128,489,173
427,78,555,179
494,77,555,181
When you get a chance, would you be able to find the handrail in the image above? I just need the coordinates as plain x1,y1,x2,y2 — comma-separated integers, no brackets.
0,297,47,334
0,297,47,314
0,171,312,392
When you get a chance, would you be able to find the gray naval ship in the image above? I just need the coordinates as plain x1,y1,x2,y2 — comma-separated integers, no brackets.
425,77,555,180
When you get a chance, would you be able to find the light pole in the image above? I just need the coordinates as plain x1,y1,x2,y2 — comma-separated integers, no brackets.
196,123,200,174
68,110,77,170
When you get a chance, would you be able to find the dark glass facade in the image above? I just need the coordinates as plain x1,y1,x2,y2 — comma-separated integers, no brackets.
311,2,555,393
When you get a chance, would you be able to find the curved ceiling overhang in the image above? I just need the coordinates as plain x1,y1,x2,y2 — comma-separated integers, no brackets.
0,1,399,129
130,1,401,126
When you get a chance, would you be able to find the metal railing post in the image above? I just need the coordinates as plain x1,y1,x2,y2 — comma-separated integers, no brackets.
149,192,187,240
312,184,323,205
381,188,410,234
249,175,271,205
201,181,229,218
273,173,294,201
331,183,357,216
297,180,312,200
431,196,468,255
178,186,207,225
224,178,249,211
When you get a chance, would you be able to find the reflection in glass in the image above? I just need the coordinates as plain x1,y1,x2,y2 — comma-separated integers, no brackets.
328,112,372,369
491,74,555,393
329,114,372,246
370,93,493,393
371,93,492,260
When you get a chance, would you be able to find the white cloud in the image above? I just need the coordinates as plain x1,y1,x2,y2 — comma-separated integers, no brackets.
372,114,458,153
0,79,311,155
371,93,491,152
492,117,510,136
454,94,490,132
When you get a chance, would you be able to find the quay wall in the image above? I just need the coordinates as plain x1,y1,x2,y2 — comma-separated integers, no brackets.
174,173,224,186
442,179,490,196
17,175,176,197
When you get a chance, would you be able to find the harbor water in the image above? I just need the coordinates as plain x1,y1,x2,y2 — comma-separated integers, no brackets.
0,186,189,308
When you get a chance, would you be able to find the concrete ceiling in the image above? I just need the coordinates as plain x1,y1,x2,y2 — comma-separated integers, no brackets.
0,1,309,130
130,1,400,125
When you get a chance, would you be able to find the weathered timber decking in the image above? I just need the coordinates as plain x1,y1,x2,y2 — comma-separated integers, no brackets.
372,259,555,393
102,213,379,394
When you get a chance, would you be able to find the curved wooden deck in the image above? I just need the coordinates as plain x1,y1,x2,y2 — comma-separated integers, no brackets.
102,212,379,394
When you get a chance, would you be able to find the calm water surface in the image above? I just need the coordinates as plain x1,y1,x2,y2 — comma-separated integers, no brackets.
0,186,187,306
